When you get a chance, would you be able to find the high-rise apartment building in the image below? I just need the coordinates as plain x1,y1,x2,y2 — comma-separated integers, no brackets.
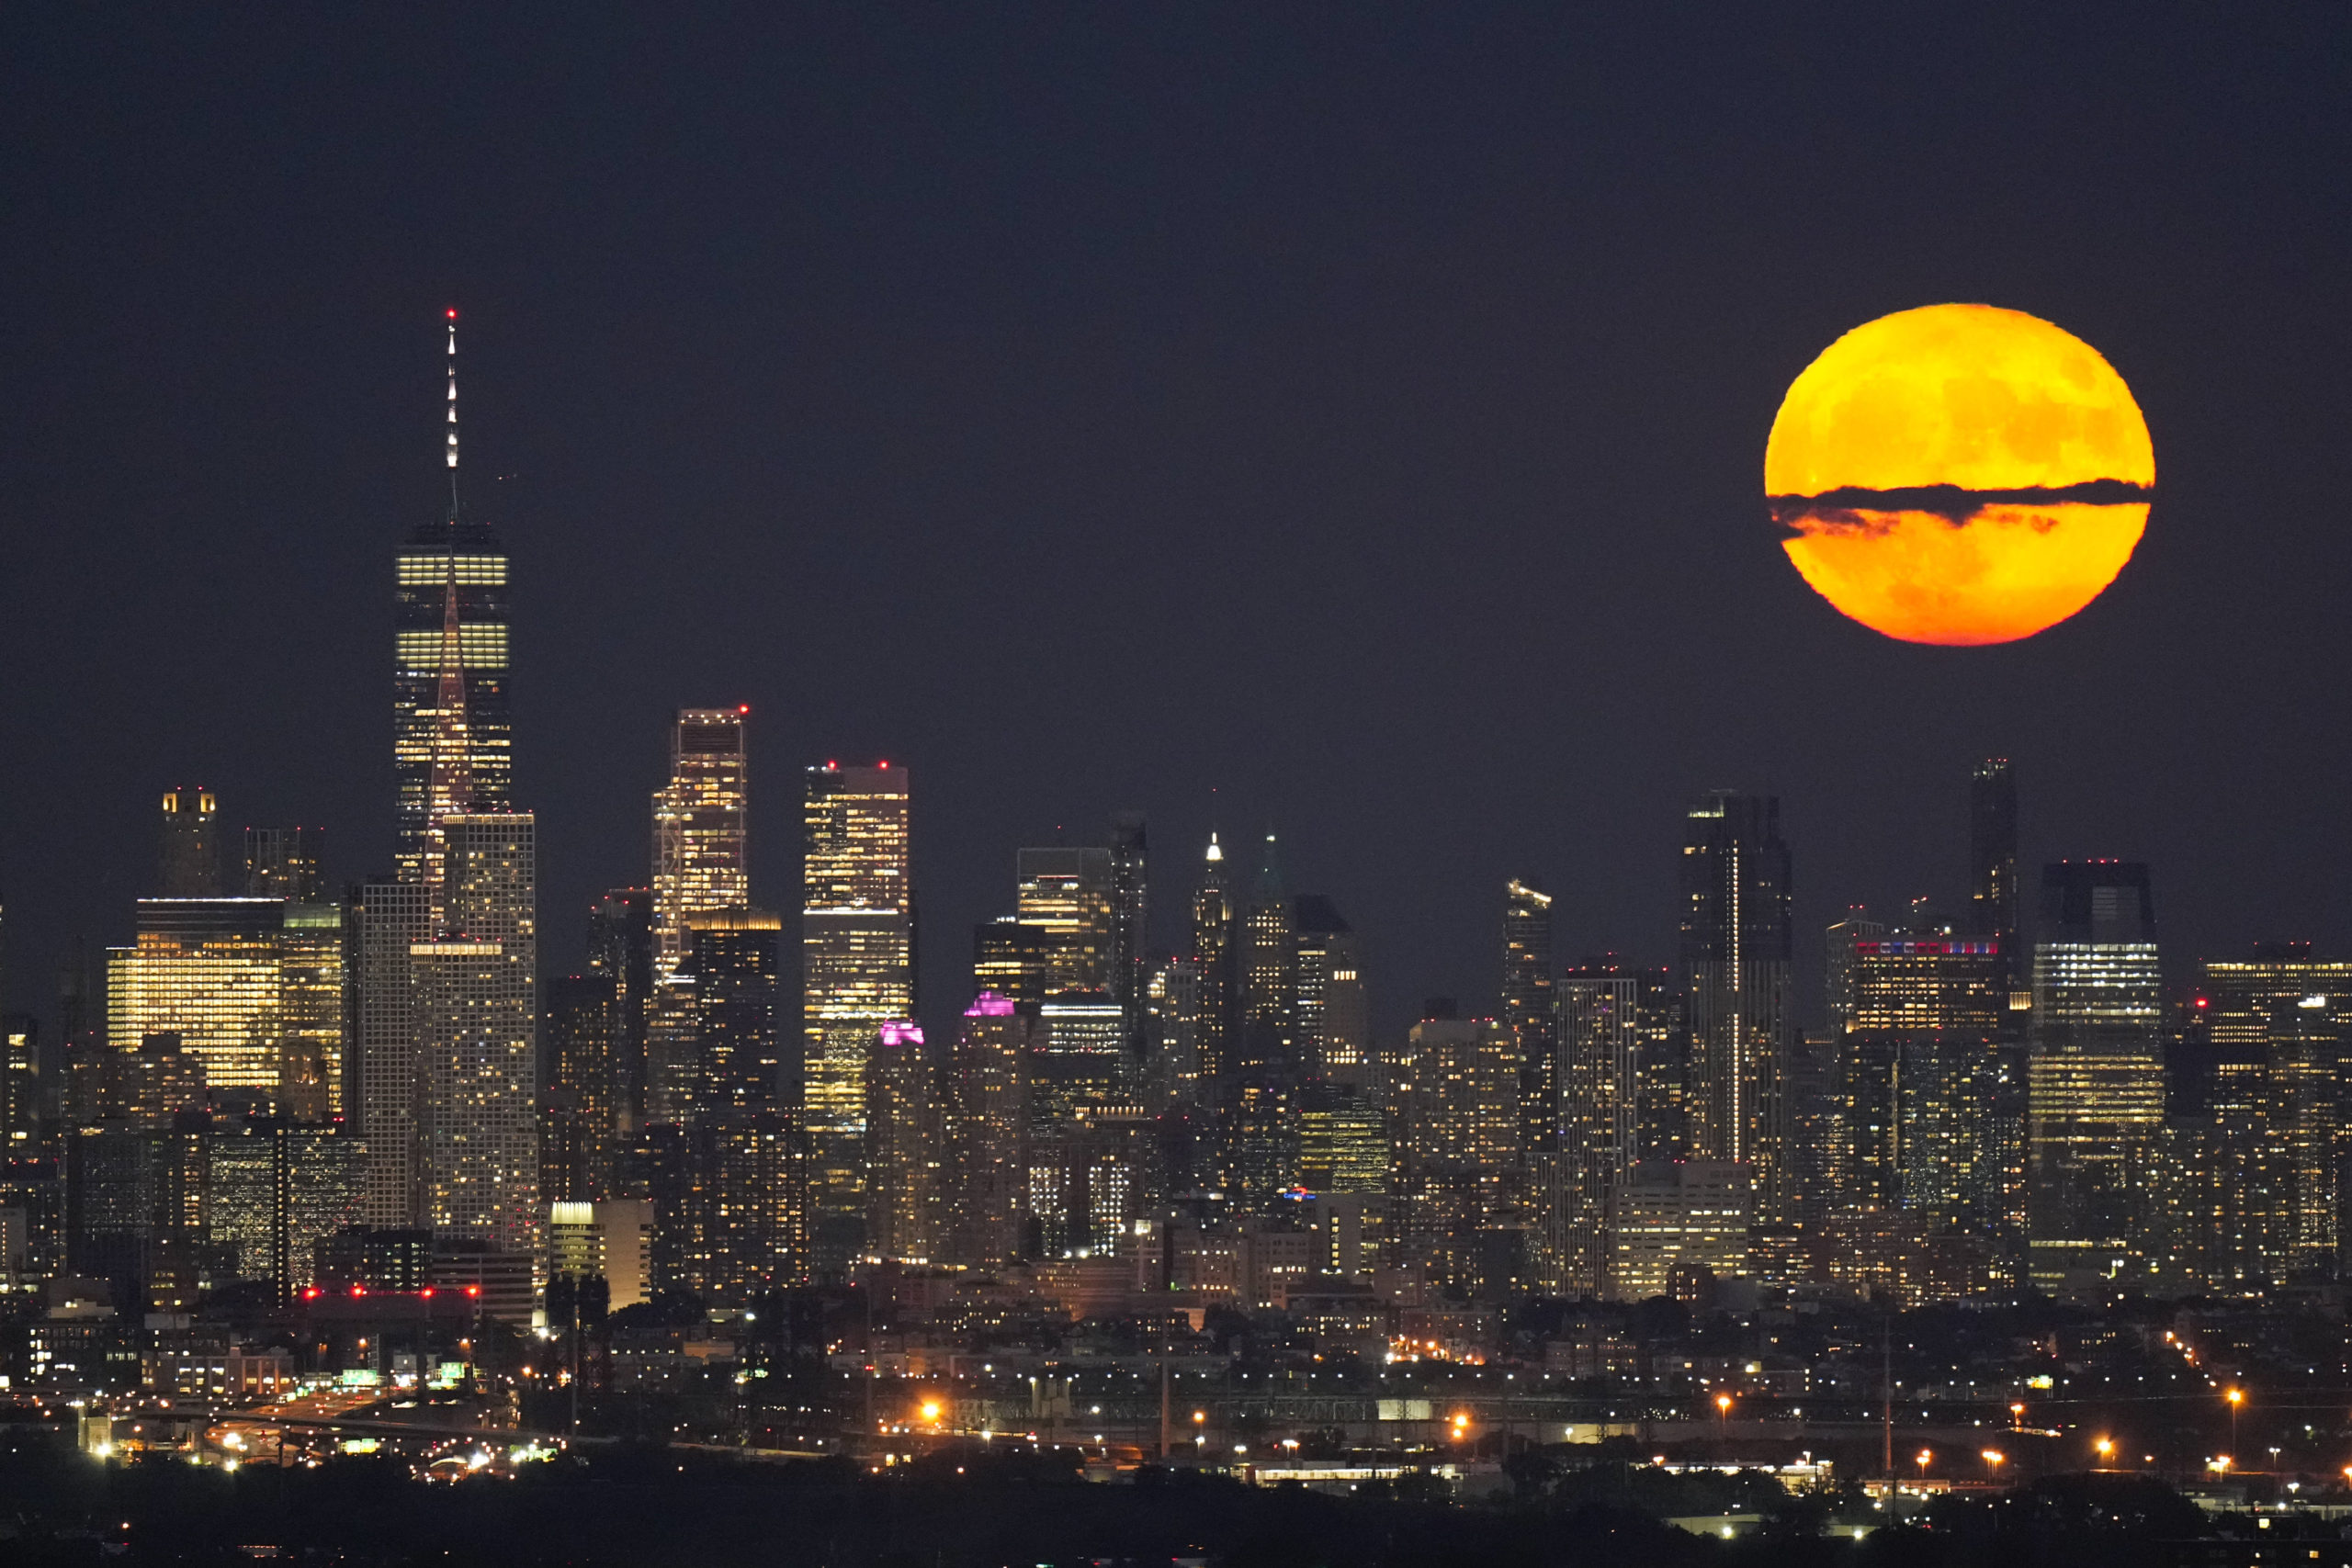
679,908,801,1299
1679,792,1792,1217
1630,964,1688,1160
413,814,538,1259
943,993,1029,1268
1555,963,1644,1297
2028,861,2165,1296
157,790,221,897
1605,1159,1751,1303
1394,1016,1518,1270
1832,933,2007,1224
1145,956,1201,1109
801,761,912,1269
542,972,621,1204
1501,880,1557,1154
356,878,430,1225
393,316,512,886
2189,945,2352,1286
865,1021,940,1262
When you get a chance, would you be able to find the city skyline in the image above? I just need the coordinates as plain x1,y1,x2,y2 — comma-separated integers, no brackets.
8,18,2352,1048
12,12,2352,1540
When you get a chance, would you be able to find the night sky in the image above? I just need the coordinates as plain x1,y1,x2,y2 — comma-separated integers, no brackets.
5,6,2350,1042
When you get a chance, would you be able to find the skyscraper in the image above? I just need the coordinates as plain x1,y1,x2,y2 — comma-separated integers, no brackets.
943,993,1028,1268
1108,812,1148,1053
1015,847,1115,994
107,899,285,1097
1224,835,1299,1206
243,828,322,901
393,314,512,886
652,708,750,978
1824,906,1884,1039
1833,932,2007,1224
647,711,749,1126
1679,792,1792,1217
1501,880,1557,1154
800,761,912,1269
1188,836,1237,1099
1144,956,1201,1108
1555,962,1643,1297
684,908,784,1115
681,908,801,1298
277,899,346,1123
2195,945,2352,1284
1291,895,1364,1080
1968,760,2020,991
1238,836,1295,1052
157,789,220,897
865,1021,940,1263
542,971,620,1204
1395,1015,1519,1285
2028,861,2164,1296
413,813,538,1258
972,917,1050,1005
587,888,655,1127
356,877,430,1226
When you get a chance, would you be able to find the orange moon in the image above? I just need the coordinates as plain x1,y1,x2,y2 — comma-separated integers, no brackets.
1766,304,2154,645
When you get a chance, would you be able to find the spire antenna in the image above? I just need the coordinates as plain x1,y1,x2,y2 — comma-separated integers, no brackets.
444,308,460,520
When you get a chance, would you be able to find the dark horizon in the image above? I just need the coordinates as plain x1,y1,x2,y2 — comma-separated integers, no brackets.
6,6,2351,1043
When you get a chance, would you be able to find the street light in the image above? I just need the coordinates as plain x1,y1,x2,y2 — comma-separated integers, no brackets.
1981,1449,2005,1483
1716,1393,1733,1436
2009,1402,2026,1432
1916,1449,1933,1478
2228,1389,2245,1458
2095,1437,2114,1467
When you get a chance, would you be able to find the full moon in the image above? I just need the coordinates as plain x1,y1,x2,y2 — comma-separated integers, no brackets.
1766,303,2154,646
